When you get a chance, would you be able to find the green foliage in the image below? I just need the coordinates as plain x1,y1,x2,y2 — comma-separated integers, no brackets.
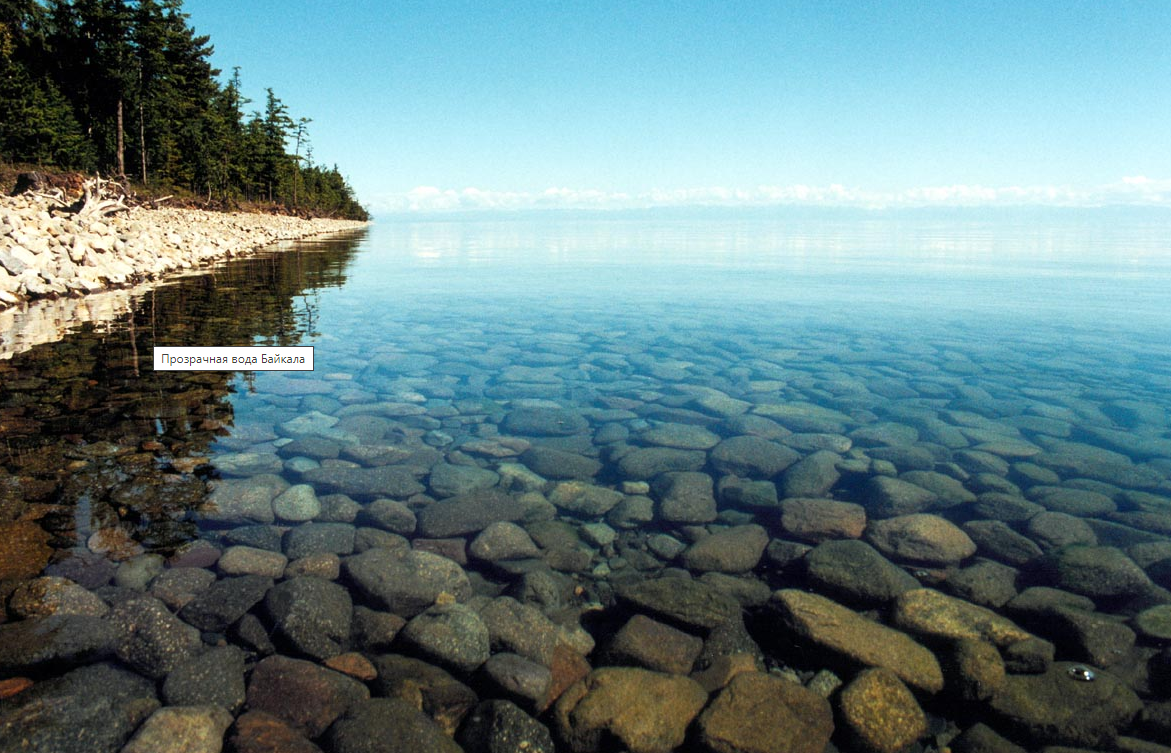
0,0,367,219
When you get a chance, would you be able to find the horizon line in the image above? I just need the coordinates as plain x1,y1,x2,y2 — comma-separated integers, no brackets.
366,176,1171,215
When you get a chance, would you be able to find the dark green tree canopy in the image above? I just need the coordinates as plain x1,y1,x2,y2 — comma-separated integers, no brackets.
1,0,367,220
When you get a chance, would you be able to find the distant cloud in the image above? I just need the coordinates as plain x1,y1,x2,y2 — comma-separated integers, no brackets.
368,176,1171,214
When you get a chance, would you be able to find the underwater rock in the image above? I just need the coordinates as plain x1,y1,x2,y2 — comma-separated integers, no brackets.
120,704,233,753
0,661,159,753
652,471,717,524
697,670,833,753
399,602,491,673
553,667,707,753
602,614,704,675
162,645,247,713
780,497,866,542
457,699,556,753
344,546,471,617
988,661,1143,747
680,524,768,573
246,654,370,738
838,667,926,753
865,513,977,565
265,576,353,660
803,539,919,606
771,589,944,693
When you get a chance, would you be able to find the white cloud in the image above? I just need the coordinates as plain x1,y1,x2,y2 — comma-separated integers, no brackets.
368,176,1171,214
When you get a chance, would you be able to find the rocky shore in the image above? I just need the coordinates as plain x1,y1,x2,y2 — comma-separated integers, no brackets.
0,193,368,310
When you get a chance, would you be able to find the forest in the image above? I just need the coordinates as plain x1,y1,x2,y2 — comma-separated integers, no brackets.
0,0,368,220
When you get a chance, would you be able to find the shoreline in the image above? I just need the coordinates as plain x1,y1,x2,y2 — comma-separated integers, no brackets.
0,193,369,312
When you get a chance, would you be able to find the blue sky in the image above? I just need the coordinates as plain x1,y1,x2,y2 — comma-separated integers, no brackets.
182,0,1171,212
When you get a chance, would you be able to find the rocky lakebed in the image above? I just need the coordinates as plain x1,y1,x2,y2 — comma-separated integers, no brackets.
2,228,1171,753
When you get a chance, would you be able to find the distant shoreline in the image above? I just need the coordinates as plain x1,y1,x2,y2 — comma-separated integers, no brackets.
0,194,368,313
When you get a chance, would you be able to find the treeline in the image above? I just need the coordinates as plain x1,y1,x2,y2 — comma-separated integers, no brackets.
0,0,368,220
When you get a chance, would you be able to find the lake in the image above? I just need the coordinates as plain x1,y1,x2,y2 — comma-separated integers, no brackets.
2,214,1170,752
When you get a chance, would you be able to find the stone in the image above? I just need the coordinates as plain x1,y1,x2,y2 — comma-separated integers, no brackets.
265,576,353,660
120,705,234,753
150,567,218,610
429,462,500,497
951,723,1029,753
0,614,115,673
218,545,288,578
370,654,478,734
213,451,283,477
548,481,625,517
108,594,203,679
771,589,944,693
1044,546,1152,600
604,614,704,675
1028,511,1098,551
326,698,463,753
804,539,919,605
1041,605,1137,667
246,654,370,738
228,711,324,753
778,450,841,498
988,662,1143,747
718,475,779,510
399,602,491,672
480,651,553,709
698,671,834,753
469,521,542,561
962,519,1045,566
178,574,273,632
865,513,977,565
945,638,1006,701
457,699,556,753
199,475,286,525
358,498,417,534
641,422,721,449
503,408,589,436
616,447,707,479
1135,604,1171,641
616,577,741,631
272,484,322,522
113,553,166,590
284,522,356,559
0,521,52,580
653,471,717,523
680,524,769,573
780,497,866,543
7,576,108,618
946,559,1020,608
710,435,801,478
345,546,470,618
163,645,247,713
416,489,537,537
521,446,602,479
866,474,940,517
0,661,159,753
553,667,707,753
302,464,425,499
838,667,927,753
892,588,1033,649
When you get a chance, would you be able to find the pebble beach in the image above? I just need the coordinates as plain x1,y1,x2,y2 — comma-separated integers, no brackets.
0,193,368,310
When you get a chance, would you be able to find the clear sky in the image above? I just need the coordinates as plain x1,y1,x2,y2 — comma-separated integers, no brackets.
181,0,1171,213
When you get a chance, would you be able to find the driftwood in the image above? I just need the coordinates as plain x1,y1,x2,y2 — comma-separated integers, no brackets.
30,174,134,218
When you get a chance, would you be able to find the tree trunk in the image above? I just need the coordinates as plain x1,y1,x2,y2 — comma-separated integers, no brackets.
139,92,147,184
116,98,126,178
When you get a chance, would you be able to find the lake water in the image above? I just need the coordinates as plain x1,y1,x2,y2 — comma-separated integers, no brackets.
2,215,1171,752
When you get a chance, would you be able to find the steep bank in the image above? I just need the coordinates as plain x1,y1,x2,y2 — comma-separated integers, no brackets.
0,193,368,311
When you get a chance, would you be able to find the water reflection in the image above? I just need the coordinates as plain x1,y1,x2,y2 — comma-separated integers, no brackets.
0,230,367,570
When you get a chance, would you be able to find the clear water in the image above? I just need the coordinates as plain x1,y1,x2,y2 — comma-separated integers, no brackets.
3,215,1171,750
